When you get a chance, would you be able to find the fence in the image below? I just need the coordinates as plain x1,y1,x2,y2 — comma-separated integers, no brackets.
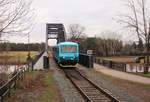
79,53,93,68
0,65,29,102
95,58,150,72
95,58,126,72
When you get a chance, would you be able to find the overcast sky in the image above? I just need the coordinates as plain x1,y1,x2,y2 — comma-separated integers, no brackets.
8,0,131,44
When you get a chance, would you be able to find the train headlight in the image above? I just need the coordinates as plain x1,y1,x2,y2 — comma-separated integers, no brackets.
62,56,65,59
71,56,75,60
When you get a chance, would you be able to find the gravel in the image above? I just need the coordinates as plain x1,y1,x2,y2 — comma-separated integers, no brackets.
49,58,85,102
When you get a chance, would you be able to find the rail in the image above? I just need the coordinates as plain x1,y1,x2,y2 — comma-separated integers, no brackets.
63,68,120,102
0,65,28,102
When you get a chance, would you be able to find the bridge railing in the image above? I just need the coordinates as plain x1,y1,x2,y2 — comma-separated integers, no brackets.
79,53,93,68
0,65,28,102
94,58,126,72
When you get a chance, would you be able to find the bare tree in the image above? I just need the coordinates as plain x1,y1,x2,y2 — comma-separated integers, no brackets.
100,31,123,56
0,0,34,83
68,24,85,41
119,0,150,73
0,0,34,39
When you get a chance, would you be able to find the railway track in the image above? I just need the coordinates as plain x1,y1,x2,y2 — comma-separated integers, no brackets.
63,68,120,102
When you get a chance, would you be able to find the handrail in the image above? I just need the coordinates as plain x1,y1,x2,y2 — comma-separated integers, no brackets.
0,66,27,102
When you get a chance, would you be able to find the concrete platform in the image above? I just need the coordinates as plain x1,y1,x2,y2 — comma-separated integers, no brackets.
94,63,150,84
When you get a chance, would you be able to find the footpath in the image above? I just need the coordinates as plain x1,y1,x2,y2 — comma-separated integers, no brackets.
94,63,150,84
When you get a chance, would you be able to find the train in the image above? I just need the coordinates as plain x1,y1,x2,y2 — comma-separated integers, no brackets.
53,41,79,67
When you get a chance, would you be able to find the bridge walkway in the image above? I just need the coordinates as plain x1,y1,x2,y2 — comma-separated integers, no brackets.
94,63,150,84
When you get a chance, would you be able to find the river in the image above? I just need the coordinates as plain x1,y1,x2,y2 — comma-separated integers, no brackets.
0,65,26,74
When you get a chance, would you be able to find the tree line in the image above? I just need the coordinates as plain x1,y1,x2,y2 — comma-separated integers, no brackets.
79,37,122,56
78,37,146,57
67,24,145,56
0,42,45,51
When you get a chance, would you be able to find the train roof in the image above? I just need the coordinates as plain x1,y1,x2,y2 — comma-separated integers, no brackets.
57,41,78,46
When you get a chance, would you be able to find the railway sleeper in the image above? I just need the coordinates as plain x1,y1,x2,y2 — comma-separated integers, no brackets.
81,87,99,89
86,94,108,97
84,92,101,95
89,97,110,100
88,95,110,98
80,87,98,89
82,90,101,93
93,100,112,102
93,99,111,101
85,93,106,96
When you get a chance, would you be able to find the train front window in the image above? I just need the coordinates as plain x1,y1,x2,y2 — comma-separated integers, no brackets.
61,46,77,53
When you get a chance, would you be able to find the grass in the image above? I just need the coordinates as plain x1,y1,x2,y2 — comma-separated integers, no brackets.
6,70,61,102
27,70,39,79
40,72,61,102
0,51,38,64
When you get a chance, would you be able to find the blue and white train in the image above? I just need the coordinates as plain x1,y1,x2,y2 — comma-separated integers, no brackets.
54,42,79,67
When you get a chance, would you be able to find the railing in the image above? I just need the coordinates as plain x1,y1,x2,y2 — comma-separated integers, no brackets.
95,57,150,73
0,65,28,102
95,58,126,72
79,53,93,68
112,52,150,56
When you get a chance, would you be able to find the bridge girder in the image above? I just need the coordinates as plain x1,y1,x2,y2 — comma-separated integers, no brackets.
46,23,66,51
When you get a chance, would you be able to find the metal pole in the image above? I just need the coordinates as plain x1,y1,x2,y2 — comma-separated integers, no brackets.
28,33,30,56
27,32,32,71
46,24,48,52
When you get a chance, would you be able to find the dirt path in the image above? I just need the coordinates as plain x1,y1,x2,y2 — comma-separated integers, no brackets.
94,63,150,84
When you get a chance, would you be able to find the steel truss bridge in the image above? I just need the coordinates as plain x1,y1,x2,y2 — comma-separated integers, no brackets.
46,23,66,51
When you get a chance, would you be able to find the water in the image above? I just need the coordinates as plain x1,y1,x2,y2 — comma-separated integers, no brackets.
0,65,25,74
